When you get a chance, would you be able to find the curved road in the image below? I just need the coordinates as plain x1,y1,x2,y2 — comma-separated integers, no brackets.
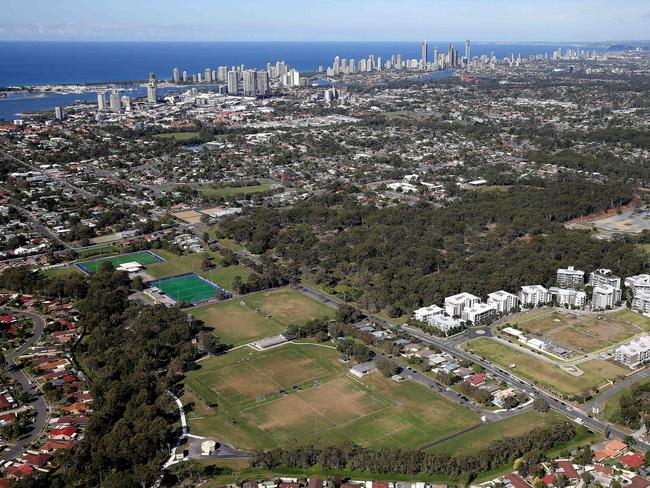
0,310,49,463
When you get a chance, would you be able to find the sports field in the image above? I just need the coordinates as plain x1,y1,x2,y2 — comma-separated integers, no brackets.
193,288,336,346
198,181,276,198
146,249,252,291
466,338,628,398
152,274,224,304
184,344,479,449
76,250,163,274
243,288,336,324
511,309,650,353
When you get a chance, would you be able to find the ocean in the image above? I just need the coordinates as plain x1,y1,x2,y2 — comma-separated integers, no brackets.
0,41,606,120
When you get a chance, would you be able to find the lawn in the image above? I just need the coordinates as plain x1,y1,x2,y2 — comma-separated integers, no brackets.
153,131,199,140
198,181,276,198
242,288,336,325
465,338,628,398
193,288,335,346
192,300,286,346
427,410,564,455
511,308,650,353
145,249,252,291
183,344,479,450
42,265,84,279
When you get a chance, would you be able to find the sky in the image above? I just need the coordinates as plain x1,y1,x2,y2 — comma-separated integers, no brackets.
1,0,649,42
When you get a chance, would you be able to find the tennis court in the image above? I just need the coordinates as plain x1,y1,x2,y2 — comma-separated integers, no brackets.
151,273,227,304
76,250,164,274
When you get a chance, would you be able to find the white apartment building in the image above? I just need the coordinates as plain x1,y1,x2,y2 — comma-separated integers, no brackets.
462,303,497,324
520,285,552,307
626,274,650,295
592,285,622,310
487,290,520,314
615,335,650,368
557,266,585,288
444,292,480,318
551,287,586,309
430,315,462,335
589,269,621,289
632,292,650,314
413,305,443,323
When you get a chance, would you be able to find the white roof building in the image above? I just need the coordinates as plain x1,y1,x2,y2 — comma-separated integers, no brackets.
444,292,480,318
487,290,519,314
462,303,497,324
626,274,650,295
520,285,552,306
550,287,586,309
590,269,621,290
413,305,443,323
592,285,622,310
615,335,650,368
557,266,584,288
430,314,462,335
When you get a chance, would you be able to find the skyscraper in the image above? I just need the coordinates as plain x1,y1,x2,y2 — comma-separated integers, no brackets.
54,106,64,120
110,90,121,113
204,68,212,83
421,41,428,68
97,91,106,111
172,67,180,83
465,39,471,67
242,70,257,97
227,70,239,95
257,70,269,97
147,73,157,103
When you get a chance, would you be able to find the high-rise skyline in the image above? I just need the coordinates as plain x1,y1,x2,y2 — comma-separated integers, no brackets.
421,40,428,68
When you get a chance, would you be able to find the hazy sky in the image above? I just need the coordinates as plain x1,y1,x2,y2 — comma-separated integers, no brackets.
1,0,649,42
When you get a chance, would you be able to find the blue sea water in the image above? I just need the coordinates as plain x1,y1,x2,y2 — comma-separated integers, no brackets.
0,41,605,120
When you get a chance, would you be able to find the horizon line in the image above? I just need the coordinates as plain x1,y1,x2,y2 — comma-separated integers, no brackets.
0,39,648,44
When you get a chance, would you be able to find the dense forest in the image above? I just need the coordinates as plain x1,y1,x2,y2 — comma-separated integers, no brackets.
220,178,646,315
252,422,577,480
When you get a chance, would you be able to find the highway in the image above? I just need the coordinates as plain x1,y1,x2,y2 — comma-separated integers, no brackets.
0,311,49,463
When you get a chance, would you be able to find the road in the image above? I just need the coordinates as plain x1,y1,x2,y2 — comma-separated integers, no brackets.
0,310,49,463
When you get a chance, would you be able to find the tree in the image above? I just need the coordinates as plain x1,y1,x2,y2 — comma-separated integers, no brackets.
376,359,400,378
132,276,145,291
533,397,550,413
201,256,212,271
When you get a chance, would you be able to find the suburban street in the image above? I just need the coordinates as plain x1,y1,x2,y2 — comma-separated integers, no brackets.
0,310,49,463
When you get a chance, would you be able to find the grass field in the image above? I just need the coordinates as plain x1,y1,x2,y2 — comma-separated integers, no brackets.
153,131,199,140
192,301,286,346
512,309,650,353
193,288,335,346
243,288,336,325
145,249,252,291
42,265,84,279
152,274,224,304
198,181,276,198
466,338,628,397
427,410,564,455
76,250,163,273
184,344,479,449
